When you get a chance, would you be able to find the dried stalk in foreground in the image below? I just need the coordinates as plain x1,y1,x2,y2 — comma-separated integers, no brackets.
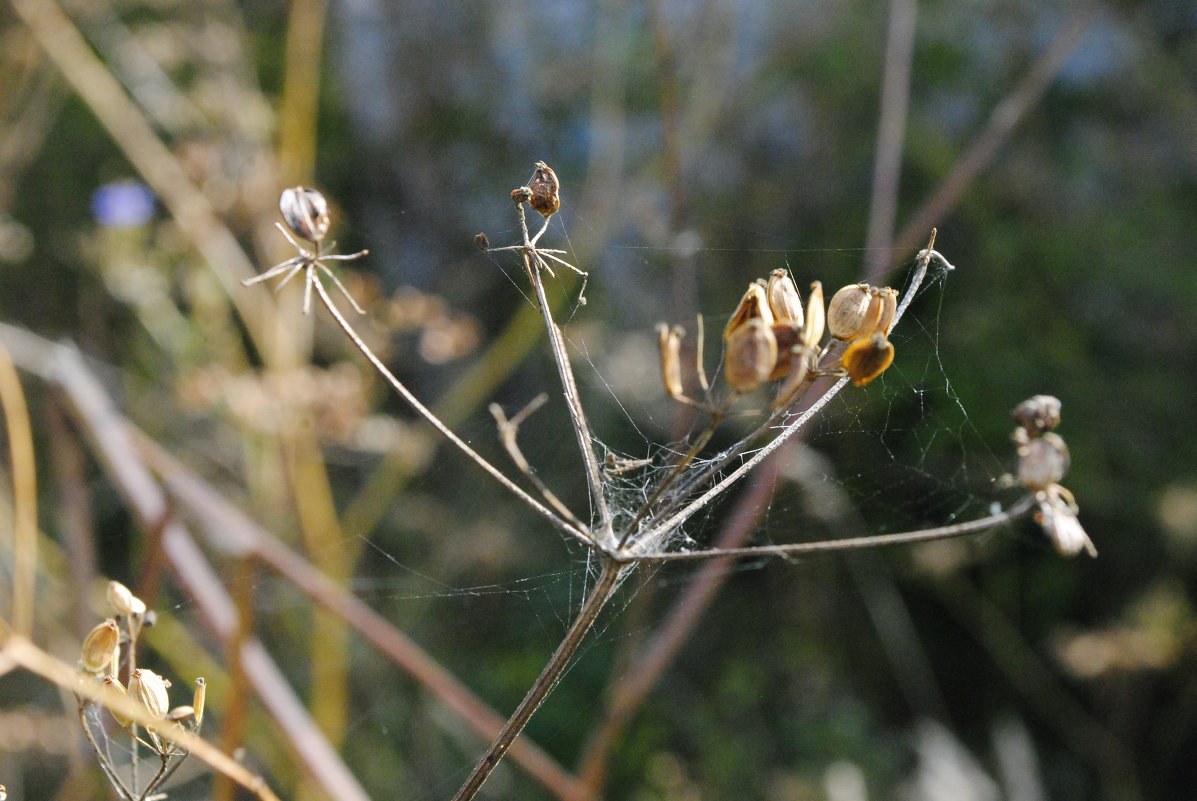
240,167,1093,801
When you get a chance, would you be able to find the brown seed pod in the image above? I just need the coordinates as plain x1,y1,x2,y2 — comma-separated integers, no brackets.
102,676,133,728
129,668,170,721
657,324,685,401
827,284,881,341
768,323,801,381
841,332,894,386
875,287,898,335
723,281,773,342
766,269,804,328
528,162,561,217
81,619,120,674
724,318,778,394
801,281,825,350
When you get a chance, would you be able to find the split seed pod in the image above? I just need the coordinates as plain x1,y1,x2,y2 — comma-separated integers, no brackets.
102,676,133,728
841,332,894,386
801,281,825,350
1017,432,1070,491
657,324,685,401
766,269,804,328
81,619,120,674
724,318,778,394
528,162,561,217
129,668,170,721
723,281,773,342
279,187,330,243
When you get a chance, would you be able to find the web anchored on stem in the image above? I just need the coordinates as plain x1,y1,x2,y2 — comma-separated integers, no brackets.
241,166,1094,801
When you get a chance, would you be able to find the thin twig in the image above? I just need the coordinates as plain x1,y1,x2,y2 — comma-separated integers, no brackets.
491,395,587,529
450,560,626,801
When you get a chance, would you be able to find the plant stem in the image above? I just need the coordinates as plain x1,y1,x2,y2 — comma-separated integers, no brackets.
450,559,625,801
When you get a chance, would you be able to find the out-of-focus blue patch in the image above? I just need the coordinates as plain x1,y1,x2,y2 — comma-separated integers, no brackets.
91,181,155,228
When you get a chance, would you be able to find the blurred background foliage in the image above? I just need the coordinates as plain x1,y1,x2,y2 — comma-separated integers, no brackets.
1,0,1196,800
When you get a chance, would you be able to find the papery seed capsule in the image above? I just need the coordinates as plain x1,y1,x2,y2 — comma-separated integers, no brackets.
193,677,206,727
107,581,136,616
102,675,133,727
875,287,898,335
658,324,685,400
723,281,773,342
766,269,804,328
129,669,170,720
279,187,330,243
801,281,825,350
841,333,894,386
528,162,561,217
772,347,818,409
81,619,120,674
768,324,800,381
724,318,778,394
1018,432,1070,491
1036,497,1097,557
827,284,884,341
1012,395,1062,437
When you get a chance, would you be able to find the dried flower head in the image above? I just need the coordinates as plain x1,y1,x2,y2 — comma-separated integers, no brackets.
528,162,561,217
107,580,145,617
279,186,330,243
841,332,895,386
766,269,804,328
1013,394,1062,437
1017,432,1070,491
81,619,120,674
129,668,171,721
724,318,778,394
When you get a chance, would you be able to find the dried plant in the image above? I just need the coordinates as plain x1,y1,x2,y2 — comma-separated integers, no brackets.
238,166,1094,801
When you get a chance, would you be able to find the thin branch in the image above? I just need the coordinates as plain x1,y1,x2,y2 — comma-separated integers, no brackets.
491,395,587,530
310,276,595,548
450,560,625,801
621,495,1036,563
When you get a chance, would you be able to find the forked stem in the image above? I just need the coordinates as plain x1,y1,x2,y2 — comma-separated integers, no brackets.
450,559,625,801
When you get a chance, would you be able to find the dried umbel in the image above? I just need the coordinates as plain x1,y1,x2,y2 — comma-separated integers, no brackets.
827,283,897,341
1013,394,1062,437
1017,432,1070,491
129,668,171,721
80,619,120,674
724,318,778,394
279,186,331,243
528,162,561,218
841,332,895,386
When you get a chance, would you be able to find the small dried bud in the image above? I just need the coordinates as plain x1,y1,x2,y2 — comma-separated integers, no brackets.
841,333,895,386
102,676,133,727
723,281,773,341
528,162,561,217
193,677,206,727
1013,395,1062,437
658,324,685,401
1018,432,1070,491
724,318,778,394
279,187,330,243
81,619,120,674
1036,496,1097,557
474,232,490,251
801,281,825,350
766,269,804,328
129,669,170,720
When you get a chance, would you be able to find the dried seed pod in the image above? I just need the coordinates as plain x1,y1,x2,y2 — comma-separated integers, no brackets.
658,324,685,400
1017,432,1070,491
1013,395,1062,437
166,705,195,723
827,283,885,341
81,619,120,674
801,281,825,350
724,318,778,394
841,333,894,386
193,677,206,727
723,281,773,342
129,668,170,720
279,187,330,243
528,162,560,217
772,347,818,408
474,232,490,251
1036,496,1097,557
102,676,133,728
766,269,804,328
107,580,137,617
768,323,801,381
874,287,898,334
